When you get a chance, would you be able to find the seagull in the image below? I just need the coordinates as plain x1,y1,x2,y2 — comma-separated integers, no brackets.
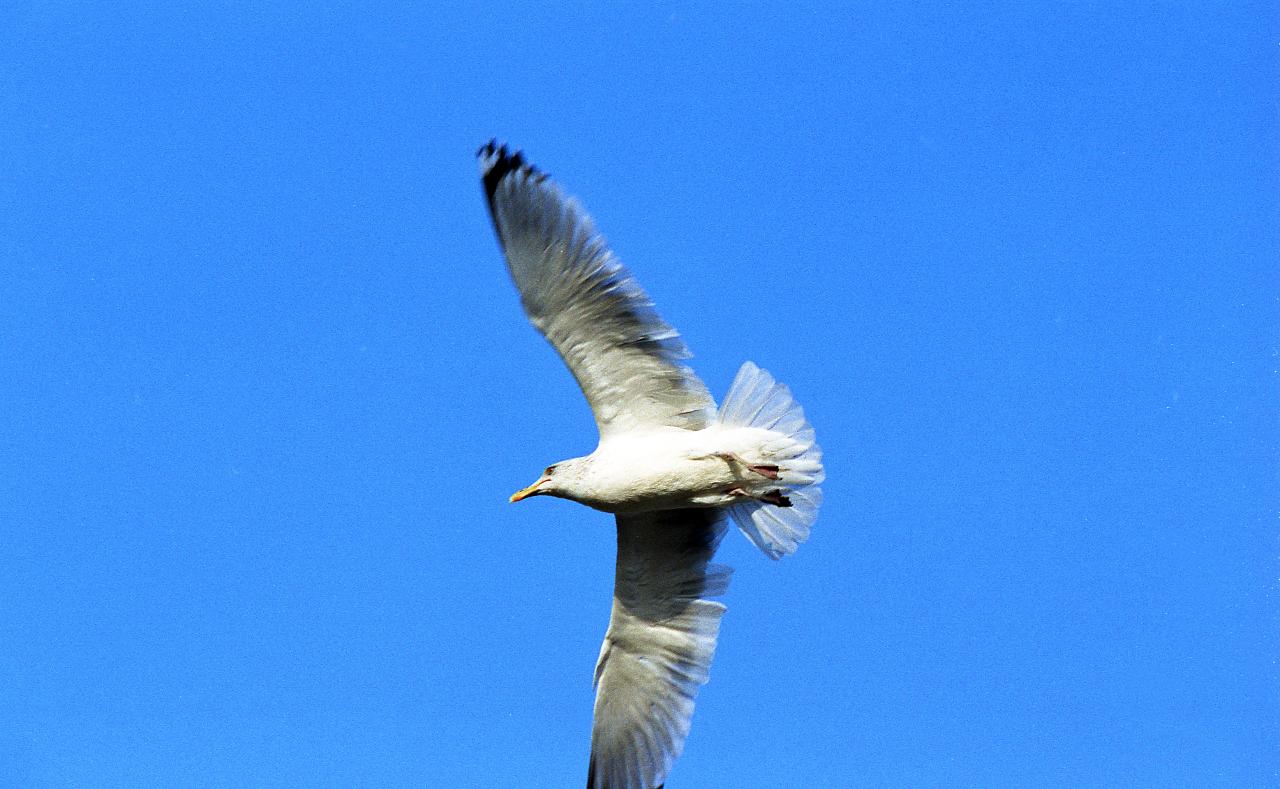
478,141,824,789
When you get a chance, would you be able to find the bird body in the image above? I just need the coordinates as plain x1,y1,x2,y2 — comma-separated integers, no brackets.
479,141,824,789
523,424,799,513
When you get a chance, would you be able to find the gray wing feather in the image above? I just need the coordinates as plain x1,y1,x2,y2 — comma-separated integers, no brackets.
587,510,731,789
478,142,715,437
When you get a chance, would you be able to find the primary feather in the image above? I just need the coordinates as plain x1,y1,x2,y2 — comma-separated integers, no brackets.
588,509,730,789
479,141,714,438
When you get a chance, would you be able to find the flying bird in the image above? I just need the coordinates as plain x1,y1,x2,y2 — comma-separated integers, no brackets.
478,141,824,789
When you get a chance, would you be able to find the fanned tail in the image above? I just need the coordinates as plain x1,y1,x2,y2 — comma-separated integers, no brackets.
717,361,824,560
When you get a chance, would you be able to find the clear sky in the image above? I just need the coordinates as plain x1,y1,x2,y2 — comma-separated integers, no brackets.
2,4,1276,787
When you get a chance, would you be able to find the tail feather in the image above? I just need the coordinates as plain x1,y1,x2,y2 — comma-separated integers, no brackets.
718,362,824,560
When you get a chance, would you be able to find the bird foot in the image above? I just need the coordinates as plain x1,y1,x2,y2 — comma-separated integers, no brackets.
726,486,791,507
748,463,781,480
714,452,781,480
760,490,792,507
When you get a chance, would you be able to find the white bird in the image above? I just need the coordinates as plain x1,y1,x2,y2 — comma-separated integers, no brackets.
478,141,824,789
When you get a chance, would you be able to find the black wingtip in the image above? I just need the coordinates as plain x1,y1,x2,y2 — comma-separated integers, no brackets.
477,140,548,205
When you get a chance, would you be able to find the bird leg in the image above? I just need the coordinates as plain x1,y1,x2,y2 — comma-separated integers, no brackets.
752,464,782,480
713,452,781,480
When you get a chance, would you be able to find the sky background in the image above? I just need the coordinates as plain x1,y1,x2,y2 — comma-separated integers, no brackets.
1,4,1277,787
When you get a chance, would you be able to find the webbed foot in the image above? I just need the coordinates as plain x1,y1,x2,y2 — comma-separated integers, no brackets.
714,452,782,480
760,489,792,507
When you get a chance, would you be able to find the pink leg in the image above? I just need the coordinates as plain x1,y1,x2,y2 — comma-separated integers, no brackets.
715,452,781,480
749,463,781,480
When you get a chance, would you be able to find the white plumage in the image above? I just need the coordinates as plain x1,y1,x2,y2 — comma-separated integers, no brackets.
478,141,824,789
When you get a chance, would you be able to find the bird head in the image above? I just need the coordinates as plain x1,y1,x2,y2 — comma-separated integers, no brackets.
510,457,587,503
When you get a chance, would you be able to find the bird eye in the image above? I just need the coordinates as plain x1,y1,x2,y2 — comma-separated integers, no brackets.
544,465,556,476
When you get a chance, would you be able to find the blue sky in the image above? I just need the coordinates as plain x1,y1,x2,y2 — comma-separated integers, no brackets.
2,4,1276,787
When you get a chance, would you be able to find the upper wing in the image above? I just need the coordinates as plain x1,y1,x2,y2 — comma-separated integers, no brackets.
588,510,731,789
478,142,715,438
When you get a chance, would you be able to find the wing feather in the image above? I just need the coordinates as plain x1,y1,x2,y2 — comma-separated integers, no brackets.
478,142,715,437
588,510,731,789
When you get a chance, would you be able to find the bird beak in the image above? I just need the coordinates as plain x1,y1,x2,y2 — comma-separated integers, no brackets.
509,476,547,503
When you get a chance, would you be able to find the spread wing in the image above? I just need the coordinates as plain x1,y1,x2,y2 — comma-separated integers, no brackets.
588,510,731,789
478,141,715,438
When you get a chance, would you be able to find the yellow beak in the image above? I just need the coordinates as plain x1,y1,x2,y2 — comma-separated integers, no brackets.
509,477,547,503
